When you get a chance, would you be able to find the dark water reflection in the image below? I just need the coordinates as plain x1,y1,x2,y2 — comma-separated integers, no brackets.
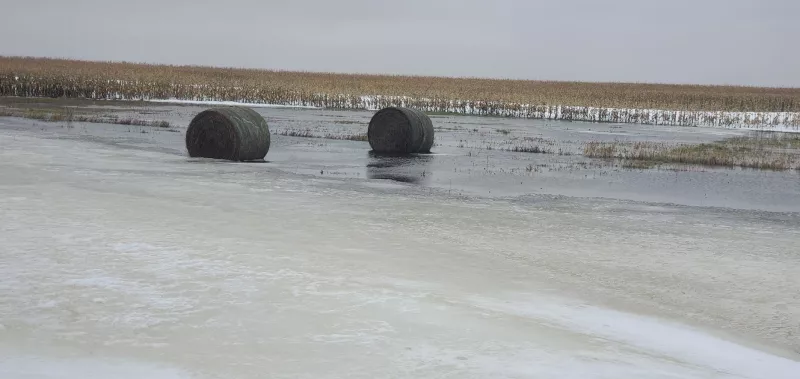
366,152,433,184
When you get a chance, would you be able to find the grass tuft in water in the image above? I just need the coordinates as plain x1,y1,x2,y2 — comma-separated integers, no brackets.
583,132,800,170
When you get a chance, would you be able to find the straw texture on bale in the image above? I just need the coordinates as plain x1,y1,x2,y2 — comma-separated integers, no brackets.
367,107,434,154
186,106,270,161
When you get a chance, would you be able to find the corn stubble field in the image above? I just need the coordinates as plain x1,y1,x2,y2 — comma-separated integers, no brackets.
2,56,799,128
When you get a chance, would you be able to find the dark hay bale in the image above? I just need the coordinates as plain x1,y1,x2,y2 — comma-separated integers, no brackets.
368,107,434,154
185,106,270,161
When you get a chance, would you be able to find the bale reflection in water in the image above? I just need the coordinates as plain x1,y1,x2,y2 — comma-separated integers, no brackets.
366,152,433,184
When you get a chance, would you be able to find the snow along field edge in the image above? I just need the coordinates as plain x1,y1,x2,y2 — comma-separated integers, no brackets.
139,96,799,132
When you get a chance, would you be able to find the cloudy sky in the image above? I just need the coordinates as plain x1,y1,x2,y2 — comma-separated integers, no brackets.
1,0,797,86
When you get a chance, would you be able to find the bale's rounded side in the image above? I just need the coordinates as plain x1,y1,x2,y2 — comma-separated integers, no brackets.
367,107,434,154
409,107,434,153
186,106,270,161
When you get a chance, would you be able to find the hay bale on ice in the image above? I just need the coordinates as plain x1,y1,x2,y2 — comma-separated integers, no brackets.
367,107,434,154
185,106,271,161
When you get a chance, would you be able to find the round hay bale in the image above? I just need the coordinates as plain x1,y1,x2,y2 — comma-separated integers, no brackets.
185,106,270,161
367,107,434,154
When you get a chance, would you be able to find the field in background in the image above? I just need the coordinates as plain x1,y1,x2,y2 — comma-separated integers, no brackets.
2,56,800,128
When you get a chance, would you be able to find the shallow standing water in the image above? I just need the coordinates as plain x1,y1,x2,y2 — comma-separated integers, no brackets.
7,103,798,211
1,106,799,379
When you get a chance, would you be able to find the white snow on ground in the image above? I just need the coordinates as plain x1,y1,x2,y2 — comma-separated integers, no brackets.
140,95,800,131
1,127,799,378
355,95,800,131
0,353,190,379
147,98,321,109
468,295,800,379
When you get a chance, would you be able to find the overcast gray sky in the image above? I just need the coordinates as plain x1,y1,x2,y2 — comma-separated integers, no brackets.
1,0,798,86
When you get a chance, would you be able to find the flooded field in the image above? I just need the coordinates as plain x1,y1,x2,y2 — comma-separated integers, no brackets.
3,101,798,211
1,103,799,378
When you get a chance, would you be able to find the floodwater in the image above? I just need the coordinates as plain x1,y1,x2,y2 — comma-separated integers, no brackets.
7,104,799,212
1,106,799,379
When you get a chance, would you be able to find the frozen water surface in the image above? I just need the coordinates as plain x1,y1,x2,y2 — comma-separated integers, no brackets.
1,110,799,378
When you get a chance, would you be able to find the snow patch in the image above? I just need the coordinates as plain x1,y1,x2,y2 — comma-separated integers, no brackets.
468,294,800,379
0,354,191,379
147,99,321,109
141,93,800,131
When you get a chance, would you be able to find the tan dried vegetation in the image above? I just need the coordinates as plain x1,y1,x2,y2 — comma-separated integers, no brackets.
1,56,799,112
583,132,800,170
